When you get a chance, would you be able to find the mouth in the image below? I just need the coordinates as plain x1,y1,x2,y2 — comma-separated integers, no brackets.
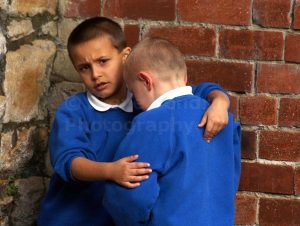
95,82,109,91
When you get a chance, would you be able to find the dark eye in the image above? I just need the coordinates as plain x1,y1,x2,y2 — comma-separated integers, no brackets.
78,65,90,72
98,58,109,65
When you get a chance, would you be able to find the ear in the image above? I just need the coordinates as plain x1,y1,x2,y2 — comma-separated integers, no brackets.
137,71,153,91
122,47,131,62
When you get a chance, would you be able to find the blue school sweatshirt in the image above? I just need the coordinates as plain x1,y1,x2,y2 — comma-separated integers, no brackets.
37,83,227,226
103,94,241,226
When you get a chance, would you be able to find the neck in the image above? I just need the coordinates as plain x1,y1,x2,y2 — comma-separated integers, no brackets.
153,80,186,100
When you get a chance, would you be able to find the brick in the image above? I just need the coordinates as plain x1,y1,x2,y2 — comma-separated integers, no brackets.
63,0,101,17
294,0,300,29
187,61,253,92
285,33,300,63
259,131,300,162
104,0,175,21
279,98,300,127
178,0,251,25
257,64,300,94
3,40,56,123
260,198,300,226
296,167,300,195
229,95,239,119
240,96,277,125
235,194,258,225
146,26,216,56
253,0,291,28
219,29,284,60
241,130,256,160
9,0,57,16
238,162,294,194
124,24,139,48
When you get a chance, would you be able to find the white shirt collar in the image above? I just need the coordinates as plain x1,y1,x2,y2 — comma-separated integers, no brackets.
87,91,133,112
147,86,193,111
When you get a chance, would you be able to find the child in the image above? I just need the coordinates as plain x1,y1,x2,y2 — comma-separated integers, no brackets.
38,17,231,226
103,38,241,226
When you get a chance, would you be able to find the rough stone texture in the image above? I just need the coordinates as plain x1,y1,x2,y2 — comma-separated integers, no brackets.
58,18,82,47
48,81,85,122
10,177,45,226
53,50,81,82
3,40,56,123
41,21,57,37
0,30,6,55
7,19,34,41
0,0,7,10
0,128,36,173
0,180,14,221
8,0,57,16
0,96,5,120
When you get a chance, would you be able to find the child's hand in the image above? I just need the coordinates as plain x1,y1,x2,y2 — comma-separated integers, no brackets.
110,155,152,189
198,99,229,142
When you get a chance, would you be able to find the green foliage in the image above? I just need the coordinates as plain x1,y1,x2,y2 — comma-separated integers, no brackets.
5,176,18,197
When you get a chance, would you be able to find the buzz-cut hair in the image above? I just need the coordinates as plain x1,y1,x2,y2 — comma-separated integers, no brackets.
67,17,126,54
125,37,187,81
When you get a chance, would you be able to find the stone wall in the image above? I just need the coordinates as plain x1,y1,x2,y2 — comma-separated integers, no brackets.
0,0,299,225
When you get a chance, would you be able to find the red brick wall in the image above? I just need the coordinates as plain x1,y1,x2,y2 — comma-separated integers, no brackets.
62,0,300,225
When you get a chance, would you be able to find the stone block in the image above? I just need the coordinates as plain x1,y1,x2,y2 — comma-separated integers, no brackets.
9,0,57,16
48,81,85,122
58,18,82,47
3,40,56,123
53,50,81,82
10,177,45,226
41,21,57,37
0,127,36,173
7,19,34,41
0,31,6,55
0,0,7,11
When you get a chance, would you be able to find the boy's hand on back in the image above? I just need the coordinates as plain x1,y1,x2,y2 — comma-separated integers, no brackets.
110,155,152,189
198,95,229,142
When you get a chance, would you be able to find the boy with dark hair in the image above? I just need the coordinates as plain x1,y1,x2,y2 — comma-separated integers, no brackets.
103,38,241,226
38,17,231,225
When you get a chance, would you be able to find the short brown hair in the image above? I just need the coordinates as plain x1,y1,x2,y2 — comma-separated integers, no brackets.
125,37,187,81
67,17,126,54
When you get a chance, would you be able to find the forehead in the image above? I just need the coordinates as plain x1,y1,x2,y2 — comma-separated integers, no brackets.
70,36,119,60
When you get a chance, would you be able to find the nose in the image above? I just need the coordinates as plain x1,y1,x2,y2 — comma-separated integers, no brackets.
91,65,102,80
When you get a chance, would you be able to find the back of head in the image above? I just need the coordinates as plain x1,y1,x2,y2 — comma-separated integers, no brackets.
125,37,187,81
67,17,126,55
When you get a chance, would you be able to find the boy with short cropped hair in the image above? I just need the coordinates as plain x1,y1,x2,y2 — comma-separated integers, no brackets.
103,38,241,226
38,17,231,226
